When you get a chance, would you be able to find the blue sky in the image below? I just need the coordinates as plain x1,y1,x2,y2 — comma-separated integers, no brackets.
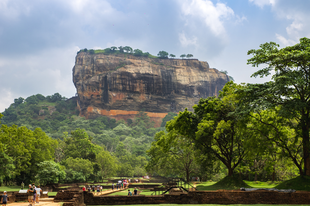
1,0,310,112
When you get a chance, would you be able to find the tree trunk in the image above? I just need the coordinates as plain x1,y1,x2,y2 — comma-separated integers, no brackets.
272,165,276,182
302,115,310,176
186,169,190,182
227,165,233,176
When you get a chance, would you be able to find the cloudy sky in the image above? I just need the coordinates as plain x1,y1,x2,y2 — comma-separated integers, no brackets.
1,0,310,112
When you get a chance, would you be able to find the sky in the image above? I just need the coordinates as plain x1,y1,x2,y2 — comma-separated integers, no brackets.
1,0,310,112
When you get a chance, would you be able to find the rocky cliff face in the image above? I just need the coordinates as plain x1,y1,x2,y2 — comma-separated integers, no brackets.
73,52,230,126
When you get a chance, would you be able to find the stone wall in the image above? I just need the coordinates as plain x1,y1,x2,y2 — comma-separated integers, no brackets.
84,190,310,205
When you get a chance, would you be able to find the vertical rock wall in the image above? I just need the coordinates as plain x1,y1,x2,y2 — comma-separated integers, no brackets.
73,52,230,126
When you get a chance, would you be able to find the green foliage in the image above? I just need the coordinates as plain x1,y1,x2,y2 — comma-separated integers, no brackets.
157,51,169,58
180,54,186,59
169,54,176,58
186,54,193,58
146,131,202,182
161,112,177,127
36,161,66,185
134,49,143,56
167,82,250,176
241,37,310,176
63,129,96,161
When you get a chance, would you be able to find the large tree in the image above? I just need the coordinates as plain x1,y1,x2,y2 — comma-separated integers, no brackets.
240,37,310,176
146,131,201,182
167,82,249,176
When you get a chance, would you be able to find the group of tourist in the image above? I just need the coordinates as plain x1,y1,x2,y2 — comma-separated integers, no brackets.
127,187,138,196
112,179,129,190
27,183,42,206
82,185,103,192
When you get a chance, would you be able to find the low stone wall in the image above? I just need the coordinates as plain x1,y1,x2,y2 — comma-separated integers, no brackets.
84,190,310,205
54,190,84,206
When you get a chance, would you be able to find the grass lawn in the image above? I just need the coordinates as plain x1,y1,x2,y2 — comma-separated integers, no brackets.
244,180,278,188
0,186,21,192
196,176,250,191
107,190,128,196
48,192,58,196
276,176,310,191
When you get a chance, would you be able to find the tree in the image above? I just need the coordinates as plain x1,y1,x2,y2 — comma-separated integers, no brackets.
133,49,143,56
36,161,66,185
146,131,201,182
65,157,93,180
186,54,193,58
157,51,169,58
124,46,133,53
96,150,117,179
161,112,178,127
118,46,124,53
110,46,117,51
63,129,96,161
240,37,310,176
169,54,176,58
14,97,24,106
167,82,250,176
180,54,186,59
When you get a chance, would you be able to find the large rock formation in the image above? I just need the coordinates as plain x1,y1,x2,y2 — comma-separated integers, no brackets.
73,52,230,126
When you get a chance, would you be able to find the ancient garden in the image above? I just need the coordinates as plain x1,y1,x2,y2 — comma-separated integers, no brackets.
1,38,310,205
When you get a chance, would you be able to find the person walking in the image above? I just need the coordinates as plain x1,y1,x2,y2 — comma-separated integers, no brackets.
21,182,24,190
134,187,138,195
32,184,36,206
1,191,8,206
35,185,42,204
27,184,34,206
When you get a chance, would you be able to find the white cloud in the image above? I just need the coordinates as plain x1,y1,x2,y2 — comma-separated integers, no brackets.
275,34,297,47
178,32,198,47
0,46,78,112
0,88,13,113
249,0,276,8
0,0,31,20
250,0,310,46
180,0,234,37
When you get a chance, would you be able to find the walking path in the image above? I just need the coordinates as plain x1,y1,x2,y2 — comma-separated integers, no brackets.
93,187,127,196
7,198,61,206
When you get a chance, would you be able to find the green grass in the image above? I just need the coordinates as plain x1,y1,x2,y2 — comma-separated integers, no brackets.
107,190,128,196
58,186,72,189
275,175,310,191
196,176,251,191
0,186,21,192
244,180,279,188
48,192,57,196
138,189,153,195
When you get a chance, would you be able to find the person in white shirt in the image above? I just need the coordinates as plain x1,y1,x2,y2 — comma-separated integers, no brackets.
35,185,42,203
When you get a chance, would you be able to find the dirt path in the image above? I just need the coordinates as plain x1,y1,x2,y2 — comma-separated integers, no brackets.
8,198,61,206
8,202,61,206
